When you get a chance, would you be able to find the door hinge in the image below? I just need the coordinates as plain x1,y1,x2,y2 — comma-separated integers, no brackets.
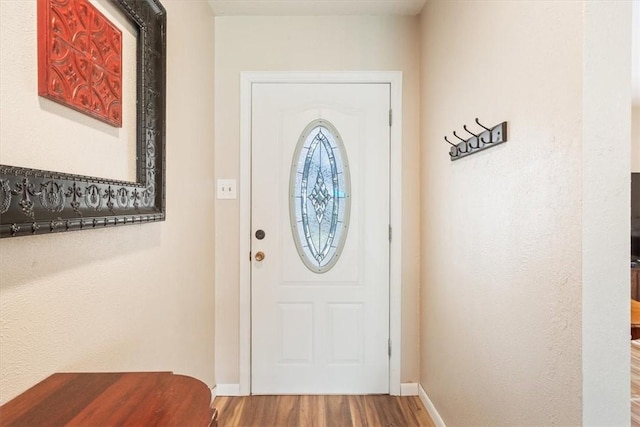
389,225,392,243
388,338,392,358
389,109,393,127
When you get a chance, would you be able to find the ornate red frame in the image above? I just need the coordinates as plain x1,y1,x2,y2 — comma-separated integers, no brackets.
38,0,123,127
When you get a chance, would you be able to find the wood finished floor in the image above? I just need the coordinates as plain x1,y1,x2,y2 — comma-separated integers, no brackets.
213,395,436,427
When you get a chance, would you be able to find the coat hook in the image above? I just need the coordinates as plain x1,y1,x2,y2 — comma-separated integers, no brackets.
475,118,491,131
463,125,478,137
464,125,480,149
453,131,466,142
475,118,492,144
444,136,456,147
452,132,469,153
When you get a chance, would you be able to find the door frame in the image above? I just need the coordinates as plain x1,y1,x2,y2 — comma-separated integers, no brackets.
239,71,403,395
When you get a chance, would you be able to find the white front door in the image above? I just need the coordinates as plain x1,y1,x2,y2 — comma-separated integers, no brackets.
251,82,390,394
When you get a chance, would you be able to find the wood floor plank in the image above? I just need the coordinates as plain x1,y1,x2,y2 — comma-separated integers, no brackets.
298,395,326,427
213,394,434,427
347,395,368,426
273,395,299,427
247,395,277,426
361,394,383,426
325,395,351,427
372,395,405,426
399,396,437,427
212,396,244,426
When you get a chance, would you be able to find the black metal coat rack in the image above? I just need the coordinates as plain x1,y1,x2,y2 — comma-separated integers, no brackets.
445,119,508,161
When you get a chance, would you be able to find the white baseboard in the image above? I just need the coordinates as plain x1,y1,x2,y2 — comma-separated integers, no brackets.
210,385,217,403
216,383,241,396
418,383,446,427
400,382,419,396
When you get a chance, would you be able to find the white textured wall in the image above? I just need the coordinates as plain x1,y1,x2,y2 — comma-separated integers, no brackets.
214,16,421,386
419,1,584,424
0,0,216,404
633,107,640,173
582,2,631,424
633,0,639,107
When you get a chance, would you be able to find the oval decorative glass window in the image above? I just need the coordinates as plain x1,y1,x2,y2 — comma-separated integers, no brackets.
290,119,351,273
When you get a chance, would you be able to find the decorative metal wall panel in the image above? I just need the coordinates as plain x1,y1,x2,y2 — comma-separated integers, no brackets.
289,120,351,273
38,0,123,127
0,0,166,238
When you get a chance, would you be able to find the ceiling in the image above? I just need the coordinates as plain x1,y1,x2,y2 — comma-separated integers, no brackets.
207,0,427,16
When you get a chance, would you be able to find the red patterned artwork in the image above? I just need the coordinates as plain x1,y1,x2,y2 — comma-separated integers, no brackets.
38,0,123,127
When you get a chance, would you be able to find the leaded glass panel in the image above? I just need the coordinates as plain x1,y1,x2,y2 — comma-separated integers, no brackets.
289,119,350,273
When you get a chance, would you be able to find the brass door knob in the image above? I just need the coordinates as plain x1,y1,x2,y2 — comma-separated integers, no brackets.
255,251,265,262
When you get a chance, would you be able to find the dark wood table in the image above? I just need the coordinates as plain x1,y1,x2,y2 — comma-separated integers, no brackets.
0,372,217,427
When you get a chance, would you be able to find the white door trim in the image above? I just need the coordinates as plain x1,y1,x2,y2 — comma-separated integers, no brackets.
239,71,403,396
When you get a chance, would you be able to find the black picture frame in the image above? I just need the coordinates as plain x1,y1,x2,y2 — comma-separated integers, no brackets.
0,0,166,238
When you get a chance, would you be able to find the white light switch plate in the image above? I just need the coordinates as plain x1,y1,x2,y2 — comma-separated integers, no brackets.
217,179,237,199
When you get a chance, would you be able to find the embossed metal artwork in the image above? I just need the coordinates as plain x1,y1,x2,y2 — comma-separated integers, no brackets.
290,120,351,273
0,0,166,238
38,0,123,127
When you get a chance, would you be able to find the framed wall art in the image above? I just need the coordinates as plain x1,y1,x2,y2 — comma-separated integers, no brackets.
0,0,166,238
